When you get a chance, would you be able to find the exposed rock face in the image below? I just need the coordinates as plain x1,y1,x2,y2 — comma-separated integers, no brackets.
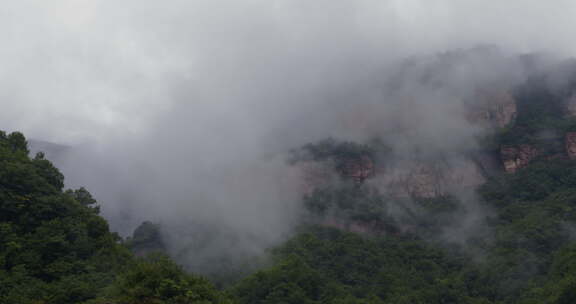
382,163,443,198
501,145,539,173
298,156,375,194
446,158,488,189
566,94,576,117
467,91,517,128
375,158,486,198
299,155,487,199
566,132,576,159
493,92,518,128
299,161,336,195
340,156,375,183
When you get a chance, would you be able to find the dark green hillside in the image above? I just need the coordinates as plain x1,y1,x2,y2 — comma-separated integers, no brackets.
0,131,229,304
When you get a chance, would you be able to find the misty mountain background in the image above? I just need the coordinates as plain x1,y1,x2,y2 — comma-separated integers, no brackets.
4,0,575,270
3,1,576,303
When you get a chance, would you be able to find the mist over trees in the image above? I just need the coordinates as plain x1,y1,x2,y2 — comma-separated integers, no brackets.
0,132,232,303
4,60,576,302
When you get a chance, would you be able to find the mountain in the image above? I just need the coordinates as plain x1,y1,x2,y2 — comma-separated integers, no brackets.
3,52,576,303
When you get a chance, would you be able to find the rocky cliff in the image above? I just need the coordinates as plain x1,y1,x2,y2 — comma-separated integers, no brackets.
298,154,487,199
500,145,540,173
467,90,517,129
566,132,576,159
295,79,576,199
340,156,375,183
374,157,486,198
565,93,576,117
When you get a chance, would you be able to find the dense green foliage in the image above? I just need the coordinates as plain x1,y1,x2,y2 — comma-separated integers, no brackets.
0,131,229,304
232,227,484,304
126,221,166,257
492,70,576,152
0,131,128,303
304,185,391,224
89,254,232,304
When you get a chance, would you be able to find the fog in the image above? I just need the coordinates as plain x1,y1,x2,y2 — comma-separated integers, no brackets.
2,0,576,273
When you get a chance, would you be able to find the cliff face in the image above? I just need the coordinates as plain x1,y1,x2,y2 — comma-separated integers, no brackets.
298,157,375,194
494,92,518,128
340,156,375,183
298,155,487,199
377,158,485,198
501,145,540,173
298,135,574,198
565,94,576,117
383,163,444,199
496,132,576,173
566,132,576,159
467,91,517,129
296,85,576,198
299,161,337,195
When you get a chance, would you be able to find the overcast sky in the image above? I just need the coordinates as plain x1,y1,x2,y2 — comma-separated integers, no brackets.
2,0,575,143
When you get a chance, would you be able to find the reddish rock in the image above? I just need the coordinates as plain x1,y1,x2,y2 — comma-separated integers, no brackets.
565,94,576,117
298,156,376,194
341,156,375,183
299,162,335,195
566,132,576,159
467,90,517,128
402,164,444,198
376,158,485,198
501,145,539,173
494,92,517,128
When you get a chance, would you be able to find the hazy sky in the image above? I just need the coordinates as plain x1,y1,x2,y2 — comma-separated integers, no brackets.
2,0,576,143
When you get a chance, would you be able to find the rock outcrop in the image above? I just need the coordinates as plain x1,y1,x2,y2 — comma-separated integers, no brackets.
381,163,444,198
299,161,337,195
467,91,517,128
128,221,166,257
340,156,375,183
493,92,518,128
299,154,487,199
378,158,486,198
501,145,539,173
566,132,576,159
565,94,576,117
